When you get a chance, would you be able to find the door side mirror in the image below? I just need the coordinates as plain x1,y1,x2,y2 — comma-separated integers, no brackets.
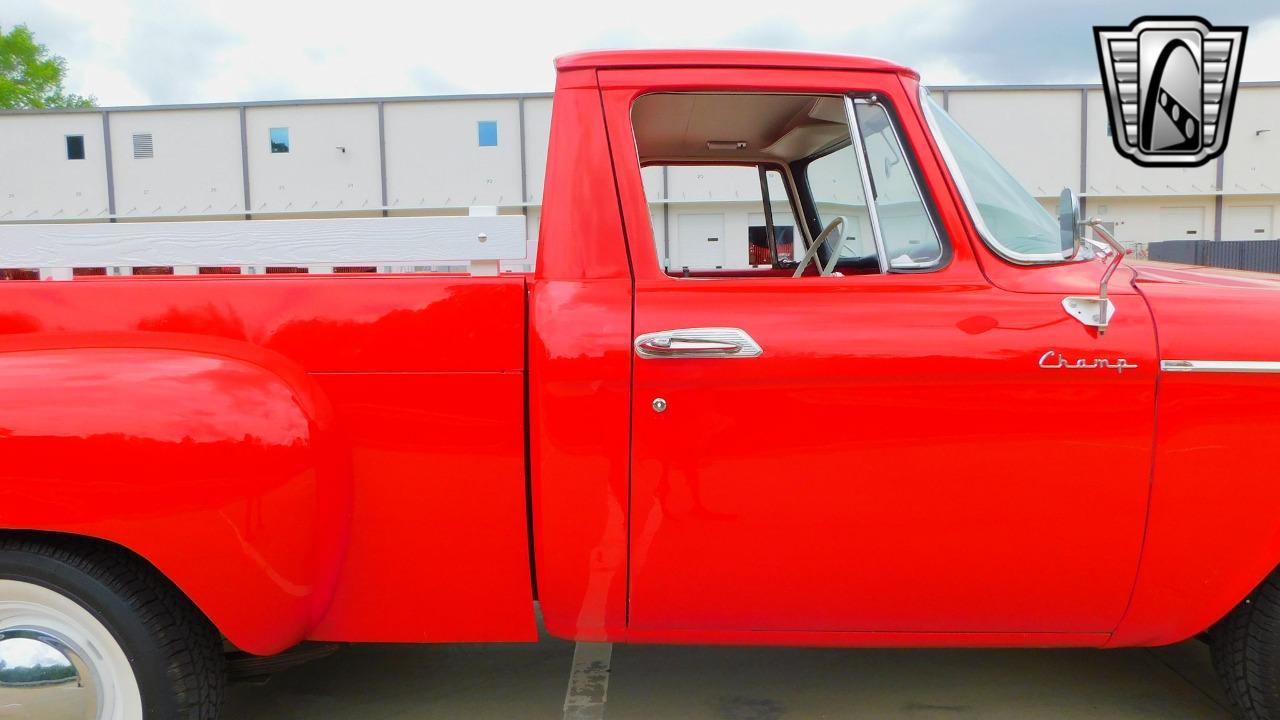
1058,188,1081,259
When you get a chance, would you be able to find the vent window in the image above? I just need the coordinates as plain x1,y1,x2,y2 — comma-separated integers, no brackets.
66,135,85,160
132,133,154,159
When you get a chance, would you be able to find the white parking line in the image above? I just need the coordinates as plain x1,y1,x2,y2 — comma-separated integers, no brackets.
562,642,613,720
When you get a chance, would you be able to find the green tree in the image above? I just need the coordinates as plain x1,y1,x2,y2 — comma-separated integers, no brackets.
0,24,94,109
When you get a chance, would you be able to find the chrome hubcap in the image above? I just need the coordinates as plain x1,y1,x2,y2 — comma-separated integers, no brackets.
0,579,142,720
0,627,99,719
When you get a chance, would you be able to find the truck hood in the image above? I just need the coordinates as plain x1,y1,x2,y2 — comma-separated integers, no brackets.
1132,262,1280,362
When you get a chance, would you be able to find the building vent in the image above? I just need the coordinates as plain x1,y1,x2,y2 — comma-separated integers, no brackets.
132,133,154,159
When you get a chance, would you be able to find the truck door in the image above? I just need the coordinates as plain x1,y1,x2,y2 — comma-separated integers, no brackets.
601,72,1158,637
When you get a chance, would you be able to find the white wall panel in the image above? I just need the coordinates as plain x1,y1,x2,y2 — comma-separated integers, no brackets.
1087,196,1216,245
522,98,554,204
385,99,522,208
948,90,1081,197
642,166,664,202
1223,87,1280,195
4,85,1279,262
649,203,667,267
246,104,382,213
109,109,244,218
667,165,761,202
0,113,108,222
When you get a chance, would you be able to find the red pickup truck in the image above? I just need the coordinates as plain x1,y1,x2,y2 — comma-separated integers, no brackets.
2,49,1280,720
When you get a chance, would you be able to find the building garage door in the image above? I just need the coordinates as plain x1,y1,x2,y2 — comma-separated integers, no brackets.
674,214,726,270
1224,206,1275,241
1159,207,1205,242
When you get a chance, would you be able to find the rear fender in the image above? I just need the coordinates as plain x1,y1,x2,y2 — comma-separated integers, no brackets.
0,338,349,655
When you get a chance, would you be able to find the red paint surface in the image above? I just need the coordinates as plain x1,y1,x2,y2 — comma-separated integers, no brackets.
0,346,339,655
1109,265,1280,646
556,49,914,77
598,65,1156,639
0,275,534,653
308,371,534,643
0,50,1276,652
529,68,634,640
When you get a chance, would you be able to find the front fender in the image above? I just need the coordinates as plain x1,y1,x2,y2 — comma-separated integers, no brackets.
1111,270,1280,646
0,344,349,655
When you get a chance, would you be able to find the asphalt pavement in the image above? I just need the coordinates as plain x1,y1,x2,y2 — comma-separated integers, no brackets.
227,615,1232,719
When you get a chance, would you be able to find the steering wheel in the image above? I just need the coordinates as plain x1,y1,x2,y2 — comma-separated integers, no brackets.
792,217,846,278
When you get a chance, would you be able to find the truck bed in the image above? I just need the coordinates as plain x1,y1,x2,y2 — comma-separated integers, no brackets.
0,273,538,647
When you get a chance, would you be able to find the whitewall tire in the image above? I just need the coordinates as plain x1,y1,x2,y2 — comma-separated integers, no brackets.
0,578,144,719
0,537,224,719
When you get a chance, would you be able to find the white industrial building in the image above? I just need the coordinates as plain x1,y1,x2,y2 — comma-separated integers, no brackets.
0,81,1277,274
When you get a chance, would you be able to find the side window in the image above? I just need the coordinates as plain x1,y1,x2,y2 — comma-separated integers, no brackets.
630,92,946,278
654,165,801,276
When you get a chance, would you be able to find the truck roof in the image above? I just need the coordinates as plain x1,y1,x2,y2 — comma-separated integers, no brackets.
555,49,916,77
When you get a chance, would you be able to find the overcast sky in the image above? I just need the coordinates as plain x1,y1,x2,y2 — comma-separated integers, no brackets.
7,0,1280,107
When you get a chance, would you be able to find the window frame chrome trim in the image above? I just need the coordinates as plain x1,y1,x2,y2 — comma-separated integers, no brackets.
1160,360,1280,374
918,86,1070,265
847,96,948,272
842,95,890,274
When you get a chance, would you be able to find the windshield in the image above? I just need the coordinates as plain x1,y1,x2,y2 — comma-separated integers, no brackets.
921,91,1066,263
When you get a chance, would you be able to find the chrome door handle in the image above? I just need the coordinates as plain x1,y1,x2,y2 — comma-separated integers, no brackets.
634,328,763,359
638,337,743,356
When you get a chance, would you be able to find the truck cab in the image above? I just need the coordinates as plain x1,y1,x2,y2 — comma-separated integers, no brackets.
532,50,1159,646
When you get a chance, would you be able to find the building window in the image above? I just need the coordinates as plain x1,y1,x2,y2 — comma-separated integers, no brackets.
477,120,498,147
132,132,154,159
66,135,85,160
270,127,290,153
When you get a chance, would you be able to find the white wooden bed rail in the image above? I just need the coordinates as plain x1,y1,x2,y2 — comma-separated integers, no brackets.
0,209,527,278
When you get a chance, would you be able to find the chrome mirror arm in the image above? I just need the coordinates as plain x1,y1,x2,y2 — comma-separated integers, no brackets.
1086,217,1129,318
1062,217,1129,336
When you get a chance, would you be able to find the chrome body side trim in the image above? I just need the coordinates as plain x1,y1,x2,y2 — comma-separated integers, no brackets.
1161,360,1280,373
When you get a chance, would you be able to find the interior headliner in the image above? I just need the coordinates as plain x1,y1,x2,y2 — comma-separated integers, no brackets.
632,93,849,164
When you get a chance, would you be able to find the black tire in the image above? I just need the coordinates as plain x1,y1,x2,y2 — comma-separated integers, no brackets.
1212,569,1280,719
0,535,225,719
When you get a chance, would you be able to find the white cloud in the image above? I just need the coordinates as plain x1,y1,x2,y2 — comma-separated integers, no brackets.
5,0,1279,106
1243,17,1280,82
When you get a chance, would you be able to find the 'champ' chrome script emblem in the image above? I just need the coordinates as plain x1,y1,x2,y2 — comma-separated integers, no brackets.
1040,350,1138,374
1094,16,1247,167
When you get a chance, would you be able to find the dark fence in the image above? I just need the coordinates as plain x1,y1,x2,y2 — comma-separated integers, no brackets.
1148,240,1280,274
